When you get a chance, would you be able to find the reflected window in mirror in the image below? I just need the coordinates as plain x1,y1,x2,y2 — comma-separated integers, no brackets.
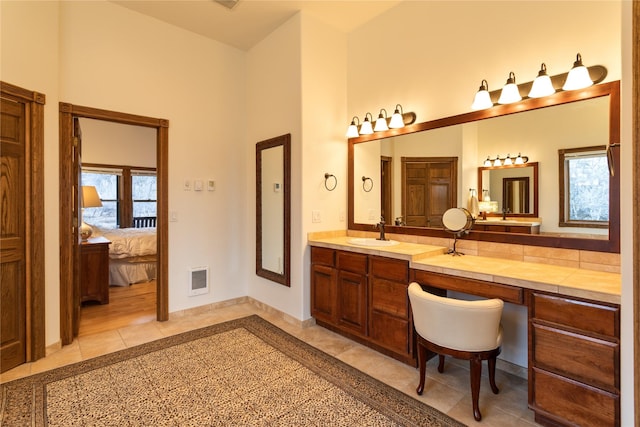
559,146,608,229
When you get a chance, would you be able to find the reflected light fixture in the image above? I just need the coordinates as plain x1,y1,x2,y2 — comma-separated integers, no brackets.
359,112,374,135
483,153,529,167
562,53,593,91
471,79,493,110
497,72,522,104
374,109,389,132
528,63,556,98
345,116,360,138
389,104,405,129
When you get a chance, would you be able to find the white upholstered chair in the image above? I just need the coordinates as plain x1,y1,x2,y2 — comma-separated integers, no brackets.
408,282,504,421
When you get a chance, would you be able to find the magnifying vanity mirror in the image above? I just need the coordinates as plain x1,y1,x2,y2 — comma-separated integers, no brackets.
349,81,620,253
256,133,291,286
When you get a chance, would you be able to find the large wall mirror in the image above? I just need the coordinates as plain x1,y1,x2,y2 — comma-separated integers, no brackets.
256,134,291,286
349,81,620,253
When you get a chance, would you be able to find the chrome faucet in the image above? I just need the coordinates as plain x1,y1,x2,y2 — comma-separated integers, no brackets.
375,216,387,241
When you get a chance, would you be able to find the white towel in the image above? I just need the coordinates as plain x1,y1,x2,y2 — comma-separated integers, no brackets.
469,194,480,219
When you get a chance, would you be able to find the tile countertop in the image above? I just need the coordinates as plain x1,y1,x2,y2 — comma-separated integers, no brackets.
308,235,621,305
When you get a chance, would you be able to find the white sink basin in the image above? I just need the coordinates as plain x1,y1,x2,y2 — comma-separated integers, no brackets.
348,238,399,247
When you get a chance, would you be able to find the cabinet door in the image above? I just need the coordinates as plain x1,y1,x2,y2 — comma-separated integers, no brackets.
310,264,337,324
337,270,367,335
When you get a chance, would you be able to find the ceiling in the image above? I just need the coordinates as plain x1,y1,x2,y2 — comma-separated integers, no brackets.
111,0,401,51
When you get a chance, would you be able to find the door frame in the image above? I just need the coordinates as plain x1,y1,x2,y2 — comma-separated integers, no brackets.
59,103,169,345
0,81,46,362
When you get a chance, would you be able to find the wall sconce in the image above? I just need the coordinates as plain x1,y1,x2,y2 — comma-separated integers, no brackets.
80,185,103,241
528,63,555,98
359,112,374,135
362,176,373,192
471,79,492,110
562,53,593,91
374,109,389,132
497,72,522,104
472,54,606,109
346,104,416,138
345,116,360,138
483,153,528,167
324,173,337,191
389,104,405,128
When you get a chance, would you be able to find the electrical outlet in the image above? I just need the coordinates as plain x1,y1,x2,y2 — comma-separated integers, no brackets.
170,211,178,222
312,210,321,223
183,180,191,191
207,180,215,191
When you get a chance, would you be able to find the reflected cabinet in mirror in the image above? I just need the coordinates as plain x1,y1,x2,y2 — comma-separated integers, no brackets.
256,134,291,286
349,81,620,253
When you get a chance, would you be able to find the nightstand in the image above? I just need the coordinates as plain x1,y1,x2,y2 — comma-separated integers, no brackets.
80,236,111,304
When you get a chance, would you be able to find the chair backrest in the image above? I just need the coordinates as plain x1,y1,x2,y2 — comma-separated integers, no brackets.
408,282,503,352
132,216,157,228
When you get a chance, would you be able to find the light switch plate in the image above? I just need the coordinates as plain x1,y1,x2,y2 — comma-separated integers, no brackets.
194,180,203,191
183,180,191,191
207,180,215,191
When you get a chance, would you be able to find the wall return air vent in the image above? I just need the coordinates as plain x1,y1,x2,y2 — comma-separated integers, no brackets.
188,266,209,296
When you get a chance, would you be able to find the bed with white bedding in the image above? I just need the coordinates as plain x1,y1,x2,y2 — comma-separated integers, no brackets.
92,225,157,286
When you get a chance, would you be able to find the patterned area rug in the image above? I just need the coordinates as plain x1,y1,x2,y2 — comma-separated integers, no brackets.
1,315,465,426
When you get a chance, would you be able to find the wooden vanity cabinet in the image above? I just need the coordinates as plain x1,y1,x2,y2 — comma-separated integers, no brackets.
474,223,540,234
368,256,412,363
528,291,620,427
310,247,414,364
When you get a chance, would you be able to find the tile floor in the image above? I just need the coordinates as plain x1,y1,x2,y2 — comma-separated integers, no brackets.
1,302,541,426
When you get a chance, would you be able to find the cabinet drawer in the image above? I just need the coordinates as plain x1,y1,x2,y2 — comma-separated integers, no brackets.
369,311,409,354
311,247,335,267
532,323,619,390
337,251,368,274
531,293,619,337
370,277,408,318
412,269,523,304
532,368,618,427
370,256,408,282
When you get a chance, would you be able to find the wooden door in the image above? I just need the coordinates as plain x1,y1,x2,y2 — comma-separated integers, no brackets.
0,98,27,372
401,157,457,228
380,156,392,222
337,270,367,335
72,118,82,336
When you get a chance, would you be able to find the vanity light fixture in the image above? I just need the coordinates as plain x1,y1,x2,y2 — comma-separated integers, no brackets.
497,72,522,104
389,104,406,129
483,153,529,167
528,63,556,98
346,116,360,138
373,108,389,132
359,112,374,135
374,109,390,132
471,80,493,110
562,53,593,91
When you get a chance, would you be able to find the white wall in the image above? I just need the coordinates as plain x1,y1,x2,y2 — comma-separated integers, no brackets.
80,118,157,168
1,0,61,347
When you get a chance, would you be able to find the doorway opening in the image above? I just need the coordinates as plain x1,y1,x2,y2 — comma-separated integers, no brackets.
59,103,169,345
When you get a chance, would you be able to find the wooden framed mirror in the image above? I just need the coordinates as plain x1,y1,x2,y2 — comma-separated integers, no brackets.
478,162,538,218
256,133,291,286
349,80,620,253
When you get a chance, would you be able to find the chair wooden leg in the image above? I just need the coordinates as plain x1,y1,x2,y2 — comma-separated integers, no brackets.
437,354,445,373
488,355,499,394
416,341,427,395
470,356,482,421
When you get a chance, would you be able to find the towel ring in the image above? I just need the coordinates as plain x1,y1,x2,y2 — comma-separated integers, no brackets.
324,173,337,191
362,176,373,192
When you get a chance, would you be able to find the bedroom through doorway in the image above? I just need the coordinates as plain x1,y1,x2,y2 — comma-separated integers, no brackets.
78,117,158,335
59,103,169,346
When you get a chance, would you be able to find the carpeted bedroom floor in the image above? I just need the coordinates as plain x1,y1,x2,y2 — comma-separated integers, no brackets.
1,301,539,426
